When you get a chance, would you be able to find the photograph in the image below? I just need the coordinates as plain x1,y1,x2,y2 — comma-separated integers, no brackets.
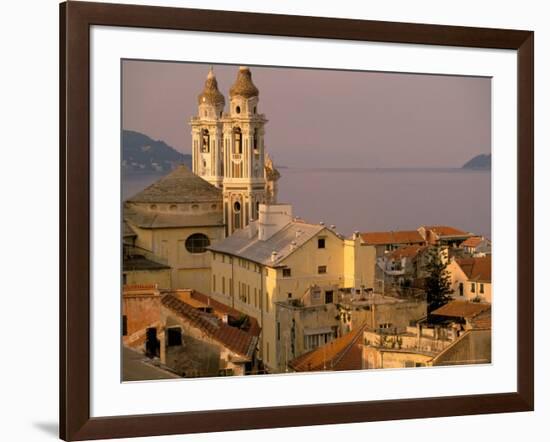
121,61,492,380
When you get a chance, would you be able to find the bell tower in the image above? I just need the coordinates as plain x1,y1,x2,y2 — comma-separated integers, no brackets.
222,67,268,235
190,68,225,188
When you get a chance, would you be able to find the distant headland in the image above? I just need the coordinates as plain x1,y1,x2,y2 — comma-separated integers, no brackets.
462,153,491,170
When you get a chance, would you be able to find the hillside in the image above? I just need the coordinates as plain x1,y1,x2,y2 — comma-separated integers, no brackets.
462,154,491,170
122,130,191,173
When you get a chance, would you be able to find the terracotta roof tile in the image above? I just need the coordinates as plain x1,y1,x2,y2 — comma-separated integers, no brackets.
424,225,470,237
360,230,425,246
388,244,427,260
431,300,491,319
469,309,492,329
177,289,261,338
456,256,492,282
460,236,485,248
288,324,367,372
161,294,257,359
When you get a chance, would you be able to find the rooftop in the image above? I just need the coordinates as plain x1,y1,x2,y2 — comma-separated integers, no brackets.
361,230,425,246
161,294,257,359
460,236,487,248
423,225,471,237
456,256,492,282
431,300,491,319
174,289,261,337
126,165,222,204
288,324,367,372
208,219,326,267
388,244,427,260
123,255,171,272
124,205,223,229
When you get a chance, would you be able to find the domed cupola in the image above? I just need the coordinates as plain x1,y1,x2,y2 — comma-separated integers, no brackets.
229,66,259,99
197,68,225,106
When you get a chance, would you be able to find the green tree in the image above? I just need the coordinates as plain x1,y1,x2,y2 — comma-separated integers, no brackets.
423,246,453,319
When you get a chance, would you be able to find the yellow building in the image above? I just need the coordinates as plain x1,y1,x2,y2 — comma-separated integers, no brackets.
447,256,492,302
124,165,225,293
208,203,376,372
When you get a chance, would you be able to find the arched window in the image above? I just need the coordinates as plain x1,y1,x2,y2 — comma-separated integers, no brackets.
235,105,241,114
201,129,210,152
233,127,242,154
234,201,241,213
185,233,210,254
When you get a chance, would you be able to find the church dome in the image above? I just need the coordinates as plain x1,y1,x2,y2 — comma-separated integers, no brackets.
229,66,259,99
197,68,225,106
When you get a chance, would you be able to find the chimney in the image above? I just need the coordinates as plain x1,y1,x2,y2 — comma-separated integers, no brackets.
258,204,293,241
353,230,360,240
248,220,259,239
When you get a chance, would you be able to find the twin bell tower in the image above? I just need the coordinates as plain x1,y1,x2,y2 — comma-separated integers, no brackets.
190,67,279,236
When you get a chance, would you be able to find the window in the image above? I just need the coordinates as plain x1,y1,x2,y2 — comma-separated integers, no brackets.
201,129,210,152
325,290,334,304
480,283,485,294
222,276,225,294
234,201,241,213
212,275,216,292
277,322,281,340
233,127,242,154
287,293,292,299
253,128,259,151
185,233,210,253
471,282,476,293
122,273,127,285
312,289,321,300
122,315,127,336
167,327,182,346
318,238,326,249
459,282,464,296
318,265,327,274
282,268,291,278
235,105,241,114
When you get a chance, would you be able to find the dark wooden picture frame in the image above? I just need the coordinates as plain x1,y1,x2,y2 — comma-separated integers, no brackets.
60,1,534,440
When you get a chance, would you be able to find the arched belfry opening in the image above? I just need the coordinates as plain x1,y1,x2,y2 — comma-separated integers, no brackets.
201,129,210,153
233,127,242,154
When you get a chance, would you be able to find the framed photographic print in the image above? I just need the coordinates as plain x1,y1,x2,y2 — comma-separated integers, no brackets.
60,1,534,440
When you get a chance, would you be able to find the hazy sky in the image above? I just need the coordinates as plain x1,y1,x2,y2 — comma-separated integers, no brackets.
122,60,491,168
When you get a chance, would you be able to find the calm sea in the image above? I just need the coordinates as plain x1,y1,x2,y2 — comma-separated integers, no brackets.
123,168,491,239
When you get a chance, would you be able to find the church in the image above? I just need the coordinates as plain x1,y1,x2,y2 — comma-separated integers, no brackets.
123,67,279,293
